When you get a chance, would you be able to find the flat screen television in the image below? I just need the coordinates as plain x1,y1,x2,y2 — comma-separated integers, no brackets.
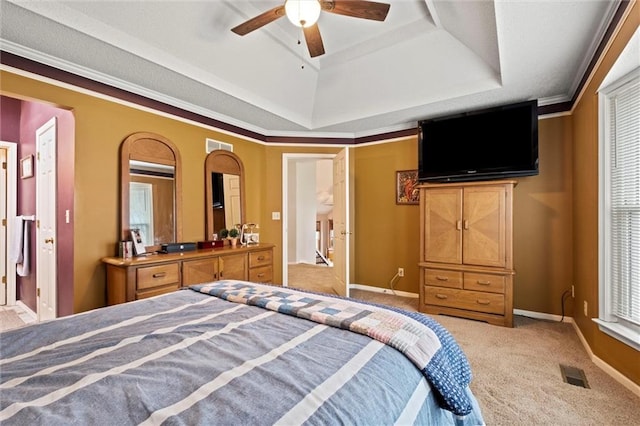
418,100,539,182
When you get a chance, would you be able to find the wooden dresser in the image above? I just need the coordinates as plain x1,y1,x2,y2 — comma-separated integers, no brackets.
102,244,275,305
419,180,515,327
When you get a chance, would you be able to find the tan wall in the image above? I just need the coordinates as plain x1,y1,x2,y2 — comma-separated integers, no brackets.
353,138,420,293
513,115,574,314
571,2,639,385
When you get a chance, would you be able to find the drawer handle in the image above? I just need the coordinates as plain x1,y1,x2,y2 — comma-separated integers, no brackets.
152,272,167,278
477,280,491,286
257,256,265,261
476,299,491,305
257,273,265,278
435,276,449,282
435,294,448,300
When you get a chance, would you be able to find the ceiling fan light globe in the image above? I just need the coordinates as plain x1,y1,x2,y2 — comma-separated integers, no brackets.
284,0,321,28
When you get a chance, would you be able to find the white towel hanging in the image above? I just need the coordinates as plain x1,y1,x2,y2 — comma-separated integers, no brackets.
11,216,31,277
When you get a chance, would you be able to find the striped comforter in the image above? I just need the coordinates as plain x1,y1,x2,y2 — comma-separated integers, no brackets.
0,281,484,425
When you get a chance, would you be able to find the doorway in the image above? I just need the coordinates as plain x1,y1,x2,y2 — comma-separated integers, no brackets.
282,150,350,296
0,142,18,306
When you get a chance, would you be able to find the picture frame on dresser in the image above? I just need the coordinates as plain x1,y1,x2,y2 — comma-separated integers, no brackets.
131,229,147,255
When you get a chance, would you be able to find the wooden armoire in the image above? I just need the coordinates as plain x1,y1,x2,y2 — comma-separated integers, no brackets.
418,180,516,327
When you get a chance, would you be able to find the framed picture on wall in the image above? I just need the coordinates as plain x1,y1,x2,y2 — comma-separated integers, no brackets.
396,170,419,205
130,229,147,255
20,155,34,179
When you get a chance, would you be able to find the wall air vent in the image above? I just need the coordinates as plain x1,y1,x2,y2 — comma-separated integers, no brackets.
206,139,233,153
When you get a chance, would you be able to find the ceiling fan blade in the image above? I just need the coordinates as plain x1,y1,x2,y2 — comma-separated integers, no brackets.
231,5,286,35
303,24,325,58
321,0,390,21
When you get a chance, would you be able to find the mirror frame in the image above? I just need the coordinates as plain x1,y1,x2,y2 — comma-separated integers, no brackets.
205,150,246,239
120,132,182,247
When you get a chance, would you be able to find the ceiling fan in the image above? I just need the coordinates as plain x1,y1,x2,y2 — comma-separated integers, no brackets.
231,0,391,58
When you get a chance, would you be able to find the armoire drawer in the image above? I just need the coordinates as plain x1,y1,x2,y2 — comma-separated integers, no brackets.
424,269,463,289
463,272,506,294
424,286,505,315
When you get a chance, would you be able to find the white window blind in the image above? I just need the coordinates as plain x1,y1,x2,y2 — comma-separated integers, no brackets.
608,79,640,326
598,69,640,349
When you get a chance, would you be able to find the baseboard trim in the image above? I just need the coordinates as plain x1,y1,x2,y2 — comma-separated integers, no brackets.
349,283,418,299
513,308,573,323
570,320,640,398
514,309,640,397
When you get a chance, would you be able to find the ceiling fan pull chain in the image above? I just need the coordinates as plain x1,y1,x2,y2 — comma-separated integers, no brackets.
299,29,305,69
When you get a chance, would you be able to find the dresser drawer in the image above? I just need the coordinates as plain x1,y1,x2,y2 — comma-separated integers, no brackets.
137,263,180,290
424,269,463,289
249,265,273,283
249,249,272,268
424,286,505,315
463,272,506,294
136,284,180,300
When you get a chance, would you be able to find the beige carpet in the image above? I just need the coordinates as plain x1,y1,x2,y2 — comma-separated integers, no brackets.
288,263,340,295
293,274,638,425
0,309,27,332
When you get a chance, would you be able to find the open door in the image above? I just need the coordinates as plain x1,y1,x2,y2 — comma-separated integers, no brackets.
332,148,349,297
36,118,57,321
0,147,7,305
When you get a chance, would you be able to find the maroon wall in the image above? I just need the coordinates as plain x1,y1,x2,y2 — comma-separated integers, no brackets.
6,98,76,317
0,96,21,141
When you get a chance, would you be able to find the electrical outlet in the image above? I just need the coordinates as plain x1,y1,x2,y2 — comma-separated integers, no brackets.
398,267,404,277
583,301,588,317
572,285,575,298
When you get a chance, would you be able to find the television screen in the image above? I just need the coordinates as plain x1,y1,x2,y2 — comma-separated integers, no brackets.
418,100,539,182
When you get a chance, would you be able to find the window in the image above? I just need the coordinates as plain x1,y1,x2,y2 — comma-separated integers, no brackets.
597,67,640,350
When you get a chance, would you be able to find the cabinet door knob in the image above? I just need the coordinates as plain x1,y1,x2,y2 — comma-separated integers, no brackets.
463,220,469,230
44,237,54,244
456,220,462,230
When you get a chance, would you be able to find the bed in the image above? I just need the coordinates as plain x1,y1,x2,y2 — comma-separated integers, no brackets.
0,280,484,425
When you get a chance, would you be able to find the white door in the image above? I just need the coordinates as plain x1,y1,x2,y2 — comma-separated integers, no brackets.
0,147,7,305
332,148,349,297
0,142,17,306
36,117,57,321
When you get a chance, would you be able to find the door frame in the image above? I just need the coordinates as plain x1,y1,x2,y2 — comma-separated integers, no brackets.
281,153,338,288
0,141,17,306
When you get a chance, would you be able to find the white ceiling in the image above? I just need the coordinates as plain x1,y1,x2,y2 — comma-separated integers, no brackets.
0,0,621,138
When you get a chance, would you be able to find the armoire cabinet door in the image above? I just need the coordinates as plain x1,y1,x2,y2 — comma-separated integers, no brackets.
423,188,463,264
462,185,506,267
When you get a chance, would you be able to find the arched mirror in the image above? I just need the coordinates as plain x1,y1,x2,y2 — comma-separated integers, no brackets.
121,132,182,250
205,150,245,239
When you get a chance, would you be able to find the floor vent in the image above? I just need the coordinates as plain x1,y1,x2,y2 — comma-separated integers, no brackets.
560,364,590,388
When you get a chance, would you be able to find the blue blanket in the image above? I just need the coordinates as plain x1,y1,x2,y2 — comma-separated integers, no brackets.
192,280,474,416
